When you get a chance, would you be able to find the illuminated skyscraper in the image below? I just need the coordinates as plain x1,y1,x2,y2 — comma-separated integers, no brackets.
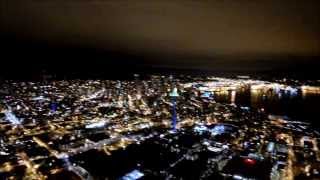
169,87,179,131
50,102,57,112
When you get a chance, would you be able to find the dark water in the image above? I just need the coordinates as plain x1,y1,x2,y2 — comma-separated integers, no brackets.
214,88,320,127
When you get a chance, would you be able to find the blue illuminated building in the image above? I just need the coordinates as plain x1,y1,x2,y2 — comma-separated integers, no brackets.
50,102,58,112
201,91,213,99
121,170,144,180
4,111,21,125
169,88,179,131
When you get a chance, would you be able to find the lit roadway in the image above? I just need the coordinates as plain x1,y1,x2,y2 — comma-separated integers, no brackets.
68,136,123,155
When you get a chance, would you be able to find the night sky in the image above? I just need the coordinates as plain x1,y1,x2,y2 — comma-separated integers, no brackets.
2,0,320,79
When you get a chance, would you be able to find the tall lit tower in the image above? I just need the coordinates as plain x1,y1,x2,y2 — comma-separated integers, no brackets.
169,87,179,131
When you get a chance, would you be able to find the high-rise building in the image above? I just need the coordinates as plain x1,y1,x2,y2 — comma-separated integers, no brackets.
169,88,179,131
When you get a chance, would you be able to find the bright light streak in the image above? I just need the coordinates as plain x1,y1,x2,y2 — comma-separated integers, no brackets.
85,121,106,129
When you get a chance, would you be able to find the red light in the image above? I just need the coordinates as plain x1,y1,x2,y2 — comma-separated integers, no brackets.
243,158,256,165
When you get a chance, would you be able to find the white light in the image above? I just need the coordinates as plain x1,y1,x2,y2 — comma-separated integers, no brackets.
233,174,243,180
